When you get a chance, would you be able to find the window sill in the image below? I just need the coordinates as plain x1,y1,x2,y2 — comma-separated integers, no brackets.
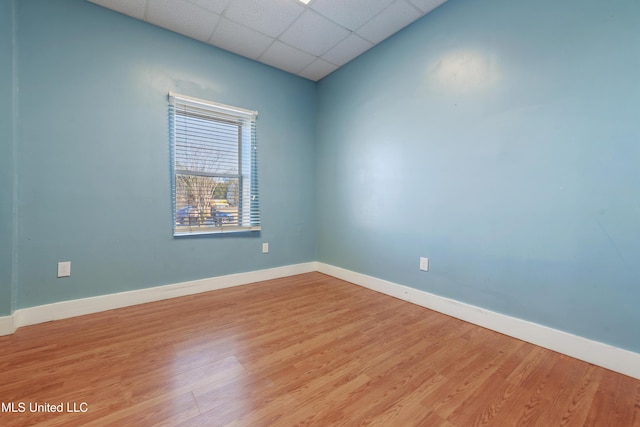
173,225,261,237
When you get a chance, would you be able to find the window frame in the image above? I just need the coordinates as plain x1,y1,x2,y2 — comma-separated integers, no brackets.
169,92,260,236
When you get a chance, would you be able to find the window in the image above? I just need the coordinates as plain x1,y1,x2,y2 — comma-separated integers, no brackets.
169,92,260,235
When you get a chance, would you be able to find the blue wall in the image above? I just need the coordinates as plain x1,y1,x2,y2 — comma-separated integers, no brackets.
3,0,640,354
317,0,640,352
10,0,316,309
0,0,15,316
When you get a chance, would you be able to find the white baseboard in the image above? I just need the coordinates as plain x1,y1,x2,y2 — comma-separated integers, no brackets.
317,262,640,380
0,262,316,337
2,261,639,380
0,315,15,336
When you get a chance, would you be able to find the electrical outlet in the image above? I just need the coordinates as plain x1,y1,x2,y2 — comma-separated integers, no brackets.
262,243,269,254
57,261,71,278
419,257,429,272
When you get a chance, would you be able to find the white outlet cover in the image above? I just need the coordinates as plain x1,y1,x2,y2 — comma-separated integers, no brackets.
57,261,71,278
262,243,269,254
420,257,429,272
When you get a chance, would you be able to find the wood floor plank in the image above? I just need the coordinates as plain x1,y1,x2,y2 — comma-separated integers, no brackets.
1,272,639,426
83,391,200,427
446,368,520,426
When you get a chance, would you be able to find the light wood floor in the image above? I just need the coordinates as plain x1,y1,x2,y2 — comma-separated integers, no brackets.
0,272,638,426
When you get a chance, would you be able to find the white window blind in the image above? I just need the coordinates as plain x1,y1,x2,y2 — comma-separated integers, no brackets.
169,92,260,235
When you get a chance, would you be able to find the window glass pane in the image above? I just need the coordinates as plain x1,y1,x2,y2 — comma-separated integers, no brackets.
175,113,240,175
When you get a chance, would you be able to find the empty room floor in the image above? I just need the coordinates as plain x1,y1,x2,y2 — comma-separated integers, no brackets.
0,272,638,426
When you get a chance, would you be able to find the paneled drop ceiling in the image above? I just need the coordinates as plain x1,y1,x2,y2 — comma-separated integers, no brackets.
87,0,448,81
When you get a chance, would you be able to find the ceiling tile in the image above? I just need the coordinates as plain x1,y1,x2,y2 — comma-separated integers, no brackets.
321,33,373,66
259,41,316,74
279,10,350,57
357,1,422,44
87,0,449,81
406,0,447,13
185,0,232,14
88,0,147,20
223,0,305,38
146,0,220,42
310,0,394,31
299,58,339,81
209,17,273,60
